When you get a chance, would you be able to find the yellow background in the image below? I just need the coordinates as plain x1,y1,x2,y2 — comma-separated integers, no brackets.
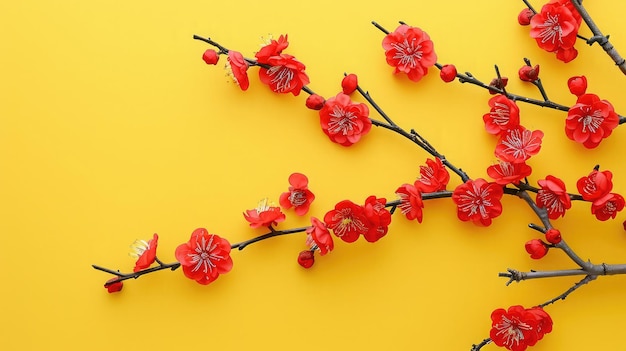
2,1,626,350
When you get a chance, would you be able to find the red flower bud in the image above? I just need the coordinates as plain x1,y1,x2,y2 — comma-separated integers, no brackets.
518,8,535,26
202,49,220,65
105,278,123,293
488,77,508,95
545,228,562,244
518,64,540,82
439,64,457,83
567,75,587,96
305,94,326,110
341,74,358,94
525,239,549,259
297,250,315,268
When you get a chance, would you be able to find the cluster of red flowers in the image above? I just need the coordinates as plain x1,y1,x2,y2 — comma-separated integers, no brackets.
490,305,553,351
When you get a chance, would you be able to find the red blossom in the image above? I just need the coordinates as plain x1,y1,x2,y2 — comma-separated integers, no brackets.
305,94,325,110
565,93,619,149
530,1,581,62
279,172,315,215
395,183,424,222
175,228,233,285
439,64,457,83
227,50,249,90
243,198,286,228
202,49,219,65
576,168,613,201
536,175,572,219
567,75,587,96
306,217,334,255
526,306,553,340
362,196,392,243
319,92,371,146
258,54,310,96
591,193,625,221
415,157,450,192
130,233,159,272
495,126,544,163
487,161,532,186
324,200,369,243
518,64,540,82
341,74,358,94
518,8,535,26
452,178,503,226
525,239,549,259
490,305,541,351
105,278,123,293
382,24,437,82
297,250,315,268
483,95,521,136
255,34,289,64
545,228,562,244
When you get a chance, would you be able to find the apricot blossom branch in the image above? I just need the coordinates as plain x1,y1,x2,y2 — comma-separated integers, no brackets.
231,226,310,250
92,259,181,286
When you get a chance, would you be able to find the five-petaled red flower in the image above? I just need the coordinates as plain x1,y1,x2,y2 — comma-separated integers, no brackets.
255,34,289,64
395,183,424,222
483,95,521,136
362,196,392,243
324,200,369,243
490,305,542,351
452,178,504,226
130,233,159,272
530,0,581,62
495,126,544,163
536,175,572,219
258,54,310,96
306,217,334,255
175,228,233,285
415,157,450,192
566,93,619,149
319,92,371,146
576,168,613,201
487,161,532,186
279,172,315,216
227,50,249,90
382,24,437,82
591,193,625,221
244,198,286,228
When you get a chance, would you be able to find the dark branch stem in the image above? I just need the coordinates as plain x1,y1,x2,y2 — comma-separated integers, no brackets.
92,259,181,286
470,338,492,351
539,275,597,307
231,227,310,250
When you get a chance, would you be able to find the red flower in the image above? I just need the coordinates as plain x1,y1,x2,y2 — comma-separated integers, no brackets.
255,34,289,64
530,1,581,62
243,198,286,228
395,183,424,222
306,217,334,255
483,95,521,136
279,172,315,216
324,200,369,243
258,54,310,96
105,278,123,293
202,49,219,65
297,250,315,268
439,64,457,83
452,178,503,226
495,126,543,163
518,8,535,26
487,161,532,186
488,76,508,95
341,74,358,94
490,306,540,351
545,228,562,244
526,306,553,340
130,233,159,272
319,93,371,146
518,64,539,82
415,157,450,192
382,24,437,82
566,93,619,149
305,94,325,110
576,168,613,201
526,239,549,259
362,196,392,243
536,175,572,219
175,228,233,285
591,193,625,221
227,50,249,90
567,75,587,96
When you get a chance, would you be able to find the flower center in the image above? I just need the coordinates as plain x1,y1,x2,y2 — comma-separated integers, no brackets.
288,190,307,206
328,106,357,135
501,129,539,160
189,235,224,274
267,65,294,93
578,110,603,133
332,209,367,237
490,102,512,125
458,184,493,218
391,38,422,68
537,13,563,44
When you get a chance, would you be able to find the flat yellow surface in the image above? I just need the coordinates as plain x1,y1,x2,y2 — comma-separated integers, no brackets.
2,1,626,350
